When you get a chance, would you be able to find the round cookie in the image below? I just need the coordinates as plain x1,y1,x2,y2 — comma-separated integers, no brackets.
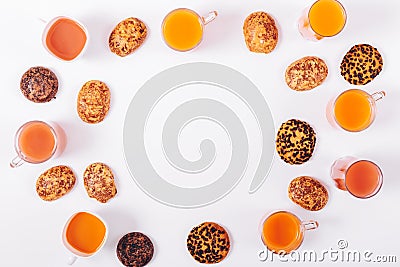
243,11,278,54
285,56,328,91
116,232,154,267
187,222,230,264
83,162,117,203
77,80,111,124
340,44,383,85
36,166,76,201
20,66,58,103
276,119,316,165
288,176,328,211
109,17,147,57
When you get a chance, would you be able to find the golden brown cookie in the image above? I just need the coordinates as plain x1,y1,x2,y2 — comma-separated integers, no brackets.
288,176,328,211
20,66,58,103
83,162,117,203
340,44,383,85
36,166,76,201
187,222,230,264
276,119,316,165
109,17,147,57
243,11,278,54
285,56,328,91
77,80,111,124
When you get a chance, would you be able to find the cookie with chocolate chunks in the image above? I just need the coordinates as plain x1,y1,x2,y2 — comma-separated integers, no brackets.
116,232,154,267
20,66,58,103
83,162,117,203
340,44,383,85
276,119,316,165
187,222,230,264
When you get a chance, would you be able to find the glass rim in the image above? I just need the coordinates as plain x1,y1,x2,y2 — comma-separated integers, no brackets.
308,0,347,38
161,8,204,52
15,120,58,164
345,159,383,199
333,89,376,132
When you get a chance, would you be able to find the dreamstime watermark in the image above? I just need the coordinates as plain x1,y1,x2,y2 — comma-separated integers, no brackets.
258,239,397,263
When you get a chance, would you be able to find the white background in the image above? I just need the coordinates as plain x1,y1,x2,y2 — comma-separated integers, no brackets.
1,0,400,266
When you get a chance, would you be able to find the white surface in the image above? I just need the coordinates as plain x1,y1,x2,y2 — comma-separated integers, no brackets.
1,0,399,266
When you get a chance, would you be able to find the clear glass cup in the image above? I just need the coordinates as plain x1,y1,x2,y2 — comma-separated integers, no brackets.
162,8,217,52
10,121,66,168
260,211,318,254
326,89,385,132
298,0,346,41
331,156,383,199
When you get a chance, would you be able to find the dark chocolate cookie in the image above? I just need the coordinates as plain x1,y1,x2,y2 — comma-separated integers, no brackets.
116,232,154,267
20,66,58,103
187,222,230,264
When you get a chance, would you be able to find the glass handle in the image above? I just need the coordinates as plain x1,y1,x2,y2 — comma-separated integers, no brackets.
10,156,24,168
202,11,218,25
67,255,77,265
372,91,386,102
302,220,319,231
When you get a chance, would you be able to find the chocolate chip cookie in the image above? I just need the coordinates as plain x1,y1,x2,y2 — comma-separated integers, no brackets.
187,222,230,264
276,119,316,165
340,44,383,85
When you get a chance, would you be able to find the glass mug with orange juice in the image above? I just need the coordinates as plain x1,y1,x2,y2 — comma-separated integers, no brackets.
62,211,108,265
327,89,385,132
298,0,346,41
331,156,383,199
260,211,318,254
162,8,217,52
42,16,88,61
10,121,66,168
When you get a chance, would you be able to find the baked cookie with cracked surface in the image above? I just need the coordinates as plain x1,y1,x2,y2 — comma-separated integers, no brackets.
285,56,328,91
109,17,147,57
20,66,58,103
116,232,154,267
288,176,328,211
340,44,383,85
77,80,111,124
243,11,278,54
276,119,316,165
36,165,76,201
187,222,230,264
83,162,117,203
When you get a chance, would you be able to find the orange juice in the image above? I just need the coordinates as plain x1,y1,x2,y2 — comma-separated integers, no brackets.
45,17,87,61
334,89,374,132
162,9,203,51
18,121,56,162
345,160,382,198
262,211,302,253
65,212,106,254
309,0,346,37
